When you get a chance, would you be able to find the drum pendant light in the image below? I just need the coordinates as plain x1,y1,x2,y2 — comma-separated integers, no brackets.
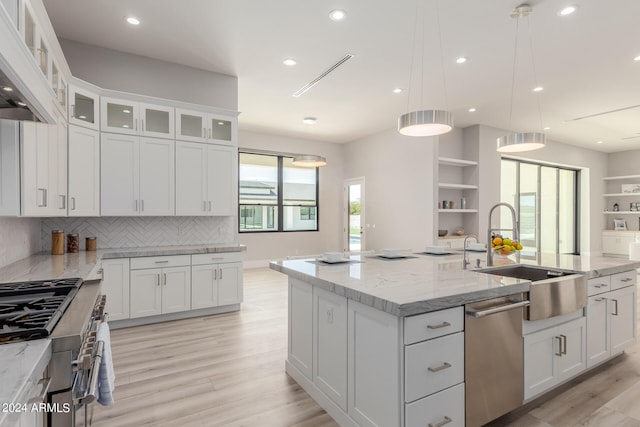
398,0,453,137
292,155,327,167
497,4,546,153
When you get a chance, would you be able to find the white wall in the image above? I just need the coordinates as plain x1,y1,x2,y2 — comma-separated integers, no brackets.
238,130,344,267
0,218,41,268
59,39,238,110
343,128,437,251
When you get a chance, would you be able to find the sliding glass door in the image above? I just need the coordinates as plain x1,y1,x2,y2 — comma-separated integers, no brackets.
501,159,578,254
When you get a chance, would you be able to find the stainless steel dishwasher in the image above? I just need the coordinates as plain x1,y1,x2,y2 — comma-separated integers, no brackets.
465,294,529,427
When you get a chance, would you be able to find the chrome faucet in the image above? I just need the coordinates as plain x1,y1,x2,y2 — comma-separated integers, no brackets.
487,202,519,267
462,234,478,270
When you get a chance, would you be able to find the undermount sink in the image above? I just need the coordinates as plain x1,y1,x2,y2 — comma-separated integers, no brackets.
476,264,587,321
476,265,574,282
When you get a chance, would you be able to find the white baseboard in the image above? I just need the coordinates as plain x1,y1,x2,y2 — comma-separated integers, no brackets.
243,259,275,269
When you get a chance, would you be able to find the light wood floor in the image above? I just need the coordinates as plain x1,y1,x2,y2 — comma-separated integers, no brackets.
88,268,640,427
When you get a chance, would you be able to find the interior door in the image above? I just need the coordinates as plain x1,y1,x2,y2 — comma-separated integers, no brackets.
343,178,365,252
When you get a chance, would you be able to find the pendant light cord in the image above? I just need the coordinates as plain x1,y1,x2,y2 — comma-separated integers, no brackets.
508,16,520,130
435,0,448,109
405,1,421,112
526,16,544,131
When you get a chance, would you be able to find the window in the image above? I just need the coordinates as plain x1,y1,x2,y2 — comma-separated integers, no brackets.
500,159,579,254
239,152,319,232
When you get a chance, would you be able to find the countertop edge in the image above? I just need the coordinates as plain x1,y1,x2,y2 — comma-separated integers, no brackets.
100,244,247,259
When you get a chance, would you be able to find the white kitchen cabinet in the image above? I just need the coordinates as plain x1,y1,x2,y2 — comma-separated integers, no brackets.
602,231,636,256
19,0,49,80
130,256,191,318
51,112,67,215
101,258,130,321
0,120,20,216
313,286,348,410
175,108,236,146
405,383,465,427
67,125,100,216
191,252,243,309
101,134,174,216
586,271,637,368
175,141,236,216
101,97,174,139
68,84,99,130
348,300,401,427
524,317,586,400
289,278,313,380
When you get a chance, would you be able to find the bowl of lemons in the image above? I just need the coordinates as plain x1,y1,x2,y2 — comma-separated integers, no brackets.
491,236,523,257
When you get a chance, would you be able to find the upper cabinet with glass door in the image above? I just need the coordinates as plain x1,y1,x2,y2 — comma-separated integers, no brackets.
69,84,100,130
176,108,236,146
101,97,174,139
20,0,49,81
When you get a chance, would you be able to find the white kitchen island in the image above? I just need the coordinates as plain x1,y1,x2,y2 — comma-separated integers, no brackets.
270,252,640,427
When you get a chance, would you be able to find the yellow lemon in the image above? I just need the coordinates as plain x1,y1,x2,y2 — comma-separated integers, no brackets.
492,237,503,246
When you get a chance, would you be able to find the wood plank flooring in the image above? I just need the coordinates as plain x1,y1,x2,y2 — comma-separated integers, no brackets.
87,268,640,427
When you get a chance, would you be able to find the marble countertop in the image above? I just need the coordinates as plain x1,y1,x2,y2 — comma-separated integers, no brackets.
270,251,640,317
0,244,246,283
0,339,51,426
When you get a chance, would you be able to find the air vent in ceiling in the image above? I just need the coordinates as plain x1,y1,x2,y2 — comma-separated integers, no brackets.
568,104,640,121
292,54,355,98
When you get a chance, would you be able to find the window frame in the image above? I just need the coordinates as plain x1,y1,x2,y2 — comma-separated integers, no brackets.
238,151,320,233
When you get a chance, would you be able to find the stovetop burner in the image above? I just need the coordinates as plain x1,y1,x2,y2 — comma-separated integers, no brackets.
0,278,83,343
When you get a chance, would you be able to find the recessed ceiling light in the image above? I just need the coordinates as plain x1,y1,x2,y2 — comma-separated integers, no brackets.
79,115,87,119
596,140,604,144
456,57,467,64
393,88,403,94
126,17,140,25
123,109,131,113
303,117,317,125
634,55,640,62
217,121,225,125
16,101,26,107
283,58,297,66
329,9,346,21
468,108,476,112
558,5,578,16
2,86,13,92
123,124,130,128
533,86,544,92
543,126,551,130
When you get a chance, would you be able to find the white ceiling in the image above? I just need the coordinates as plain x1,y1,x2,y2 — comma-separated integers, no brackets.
43,0,640,152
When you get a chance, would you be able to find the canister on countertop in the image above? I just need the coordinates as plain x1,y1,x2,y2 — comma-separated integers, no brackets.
86,237,97,251
51,230,64,255
67,233,79,253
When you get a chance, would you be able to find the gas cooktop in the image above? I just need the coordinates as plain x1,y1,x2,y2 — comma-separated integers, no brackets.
0,278,83,343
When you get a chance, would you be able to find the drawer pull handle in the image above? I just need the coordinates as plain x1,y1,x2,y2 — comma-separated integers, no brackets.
428,362,452,373
427,321,451,330
594,297,607,302
429,416,452,427
620,278,633,282
155,260,169,264
594,284,607,288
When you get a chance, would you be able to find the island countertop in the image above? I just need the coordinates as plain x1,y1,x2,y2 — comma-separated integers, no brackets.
269,252,640,317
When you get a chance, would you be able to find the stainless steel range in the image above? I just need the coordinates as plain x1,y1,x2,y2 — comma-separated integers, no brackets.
0,277,105,427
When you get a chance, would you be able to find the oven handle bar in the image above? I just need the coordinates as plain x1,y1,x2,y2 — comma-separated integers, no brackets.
74,340,104,405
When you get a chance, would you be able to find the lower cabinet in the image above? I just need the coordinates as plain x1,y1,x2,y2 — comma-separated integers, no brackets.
288,278,313,379
602,231,638,256
524,317,586,400
405,383,465,427
191,253,243,309
101,258,130,321
129,256,191,318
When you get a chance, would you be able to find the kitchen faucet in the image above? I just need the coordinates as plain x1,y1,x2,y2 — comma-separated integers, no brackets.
487,202,519,267
462,234,478,270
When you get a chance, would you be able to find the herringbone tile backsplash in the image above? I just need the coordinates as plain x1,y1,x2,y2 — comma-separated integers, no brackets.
41,217,236,250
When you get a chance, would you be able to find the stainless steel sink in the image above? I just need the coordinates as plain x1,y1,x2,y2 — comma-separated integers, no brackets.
476,264,587,320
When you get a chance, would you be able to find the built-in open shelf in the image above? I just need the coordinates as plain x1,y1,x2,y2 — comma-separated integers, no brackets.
603,175,640,181
603,193,640,197
438,183,478,190
438,209,478,213
438,157,478,167
603,211,640,215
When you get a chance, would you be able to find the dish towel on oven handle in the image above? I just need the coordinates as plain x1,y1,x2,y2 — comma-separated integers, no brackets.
96,321,115,406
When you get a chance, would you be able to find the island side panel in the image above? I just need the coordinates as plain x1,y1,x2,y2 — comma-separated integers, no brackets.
289,278,313,379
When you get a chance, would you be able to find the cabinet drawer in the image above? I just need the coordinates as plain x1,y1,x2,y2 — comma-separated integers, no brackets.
405,332,464,402
587,276,611,296
405,383,465,427
191,252,243,265
404,306,463,344
130,255,191,269
611,271,636,291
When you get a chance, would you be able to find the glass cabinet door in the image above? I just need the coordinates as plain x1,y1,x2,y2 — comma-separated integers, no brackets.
210,117,233,144
23,6,37,58
68,85,99,130
176,109,206,142
141,103,174,139
101,97,137,135
38,38,48,76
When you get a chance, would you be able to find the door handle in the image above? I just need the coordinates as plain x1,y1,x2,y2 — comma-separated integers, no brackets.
214,268,217,281
156,274,160,286
219,268,222,280
560,334,567,355
134,118,138,131
612,299,619,316
37,188,46,207
203,127,206,138
163,273,167,286
135,200,138,211
141,200,144,212
555,336,563,356
59,194,66,209
141,119,144,132
208,201,212,211
71,197,76,211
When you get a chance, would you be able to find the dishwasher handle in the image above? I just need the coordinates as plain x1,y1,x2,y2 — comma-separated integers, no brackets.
466,300,530,318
